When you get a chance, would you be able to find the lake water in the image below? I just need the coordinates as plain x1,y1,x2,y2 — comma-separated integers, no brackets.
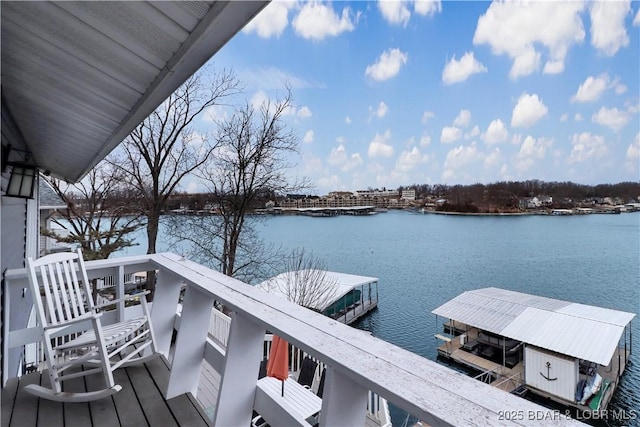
118,210,640,425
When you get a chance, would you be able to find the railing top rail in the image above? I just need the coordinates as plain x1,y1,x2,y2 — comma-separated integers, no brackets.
148,253,580,426
4,252,582,426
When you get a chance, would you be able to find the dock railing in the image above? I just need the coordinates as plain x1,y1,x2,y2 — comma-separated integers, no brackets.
4,252,583,426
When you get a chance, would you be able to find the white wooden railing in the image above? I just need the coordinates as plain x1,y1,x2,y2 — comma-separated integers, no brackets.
3,253,582,426
208,310,391,426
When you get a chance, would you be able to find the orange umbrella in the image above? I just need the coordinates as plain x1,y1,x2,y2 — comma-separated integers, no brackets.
267,335,289,396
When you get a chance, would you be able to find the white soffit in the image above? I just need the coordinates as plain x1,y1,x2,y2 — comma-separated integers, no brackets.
1,1,268,183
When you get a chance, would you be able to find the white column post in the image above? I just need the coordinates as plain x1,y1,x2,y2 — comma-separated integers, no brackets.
319,367,368,427
115,265,125,322
166,284,214,399
214,313,265,427
150,268,183,357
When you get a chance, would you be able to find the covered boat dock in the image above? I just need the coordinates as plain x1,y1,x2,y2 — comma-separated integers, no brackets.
257,271,379,325
432,287,634,412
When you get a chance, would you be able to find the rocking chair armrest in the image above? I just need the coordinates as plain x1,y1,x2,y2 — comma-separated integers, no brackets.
42,312,102,330
95,291,151,309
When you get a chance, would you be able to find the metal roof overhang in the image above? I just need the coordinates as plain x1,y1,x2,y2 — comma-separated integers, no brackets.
257,271,379,312
1,1,268,183
433,287,635,366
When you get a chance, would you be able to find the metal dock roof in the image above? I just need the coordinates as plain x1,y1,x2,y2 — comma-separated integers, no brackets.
432,287,635,365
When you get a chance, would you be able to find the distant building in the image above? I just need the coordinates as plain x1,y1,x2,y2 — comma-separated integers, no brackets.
401,189,415,201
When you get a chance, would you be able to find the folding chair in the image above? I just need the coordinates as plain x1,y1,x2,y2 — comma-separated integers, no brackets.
24,249,159,402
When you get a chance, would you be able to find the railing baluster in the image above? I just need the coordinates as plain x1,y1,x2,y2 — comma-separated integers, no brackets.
214,313,265,427
319,367,368,426
151,269,183,357
166,284,214,399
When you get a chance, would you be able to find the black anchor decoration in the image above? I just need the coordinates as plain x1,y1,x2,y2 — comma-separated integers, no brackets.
540,361,558,381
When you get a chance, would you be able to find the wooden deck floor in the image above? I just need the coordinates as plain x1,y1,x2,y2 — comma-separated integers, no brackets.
1,357,211,427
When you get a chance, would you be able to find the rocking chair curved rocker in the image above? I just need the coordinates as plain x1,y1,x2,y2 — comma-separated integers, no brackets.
25,249,160,402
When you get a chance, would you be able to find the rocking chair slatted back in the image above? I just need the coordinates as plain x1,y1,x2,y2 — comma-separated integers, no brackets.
29,250,92,328
24,249,160,402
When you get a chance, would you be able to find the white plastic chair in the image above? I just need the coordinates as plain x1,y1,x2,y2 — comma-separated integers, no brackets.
24,249,159,402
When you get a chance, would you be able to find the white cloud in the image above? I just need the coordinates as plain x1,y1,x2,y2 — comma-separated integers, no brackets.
442,52,487,85
420,134,431,147
569,132,608,163
250,90,269,110
515,135,552,172
297,106,312,119
365,48,409,81
473,1,585,78
465,126,480,140
634,9,640,26
303,130,314,144
592,106,629,131
292,1,358,41
453,109,472,127
204,105,229,123
442,142,481,181
484,148,503,169
560,113,568,122
345,116,352,124
239,66,325,91
571,74,610,102
243,1,293,38
396,147,429,172
511,93,549,128
612,77,627,94
575,113,584,122
440,126,462,144
378,0,411,27
328,144,363,171
482,119,509,145
378,0,442,26
590,1,631,56
422,111,435,123
414,0,442,17
370,101,390,119
368,130,395,158
625,133,640,171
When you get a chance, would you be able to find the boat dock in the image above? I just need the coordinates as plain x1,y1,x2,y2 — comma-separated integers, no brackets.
436,326,525,394
257,270,380,326
432,287,635,414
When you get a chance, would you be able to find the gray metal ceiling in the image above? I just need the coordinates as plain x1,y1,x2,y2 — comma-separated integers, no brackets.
1,1,268,183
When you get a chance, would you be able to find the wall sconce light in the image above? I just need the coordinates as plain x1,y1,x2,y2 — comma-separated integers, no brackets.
2,144,37,199
5,163,37,198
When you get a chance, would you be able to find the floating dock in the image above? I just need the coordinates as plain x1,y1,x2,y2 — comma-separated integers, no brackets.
432,287,634,413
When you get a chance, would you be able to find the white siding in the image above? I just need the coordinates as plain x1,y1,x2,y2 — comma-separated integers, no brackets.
525,346,577,403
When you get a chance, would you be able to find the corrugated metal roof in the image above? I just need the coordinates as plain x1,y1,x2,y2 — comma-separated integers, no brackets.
257,270,378,311
1,1,268,183
432,287,635,366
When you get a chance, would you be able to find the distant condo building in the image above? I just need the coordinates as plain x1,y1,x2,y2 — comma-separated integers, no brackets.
280,189,416,209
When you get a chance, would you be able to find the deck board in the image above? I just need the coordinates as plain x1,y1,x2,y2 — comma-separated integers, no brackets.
127,362,178,427
1,372,18,427
7,371,39,427
63,368,93,426
1,356,209,427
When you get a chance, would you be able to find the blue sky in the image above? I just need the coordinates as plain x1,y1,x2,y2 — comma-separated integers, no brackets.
193,0,640,195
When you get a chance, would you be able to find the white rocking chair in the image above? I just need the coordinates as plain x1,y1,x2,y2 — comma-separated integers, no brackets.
25,249,160,402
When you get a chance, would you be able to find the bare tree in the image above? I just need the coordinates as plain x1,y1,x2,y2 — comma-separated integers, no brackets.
194,87,309,278
165,214,281,284
110,70,240,256
43,162,144,261
264,248,337,312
